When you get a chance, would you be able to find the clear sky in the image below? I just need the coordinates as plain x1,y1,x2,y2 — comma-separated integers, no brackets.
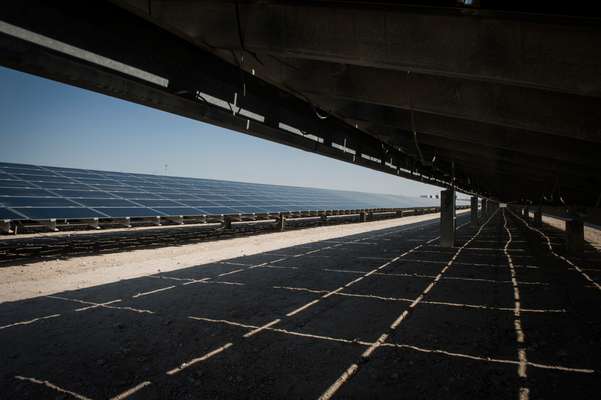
0,66,443,197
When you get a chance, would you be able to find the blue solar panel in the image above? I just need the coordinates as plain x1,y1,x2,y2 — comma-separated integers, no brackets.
76,198,139,207
0,162,439,221
0,197,80,207
0,208,25,219
13,207,106,220
153,207,204,216
97,208,160,218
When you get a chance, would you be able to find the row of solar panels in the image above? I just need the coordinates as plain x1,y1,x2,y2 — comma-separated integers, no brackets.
0,162,438,221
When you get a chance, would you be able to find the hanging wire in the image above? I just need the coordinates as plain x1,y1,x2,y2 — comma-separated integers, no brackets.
235,2,264,66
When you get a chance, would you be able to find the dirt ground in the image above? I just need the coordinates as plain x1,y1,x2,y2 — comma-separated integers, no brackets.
0,212,456,303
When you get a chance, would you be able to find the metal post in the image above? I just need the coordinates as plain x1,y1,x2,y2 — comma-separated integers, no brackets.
360,211,367,222
440,189,455,247
470,196,479,226
481,198,488,218
522,206,529,220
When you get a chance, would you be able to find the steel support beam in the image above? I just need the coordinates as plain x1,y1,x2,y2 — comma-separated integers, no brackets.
133,1,601,96
329,100,600,169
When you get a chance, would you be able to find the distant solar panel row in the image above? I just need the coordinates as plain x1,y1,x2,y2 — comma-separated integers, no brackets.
0,162,438,221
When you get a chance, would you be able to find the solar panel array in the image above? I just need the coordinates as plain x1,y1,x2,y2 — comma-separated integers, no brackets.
0,162,438,221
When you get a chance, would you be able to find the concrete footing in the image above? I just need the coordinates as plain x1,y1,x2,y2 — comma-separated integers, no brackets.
440,189,455,247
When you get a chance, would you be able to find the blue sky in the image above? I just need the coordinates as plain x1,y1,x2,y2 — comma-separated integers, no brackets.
0,66,442,196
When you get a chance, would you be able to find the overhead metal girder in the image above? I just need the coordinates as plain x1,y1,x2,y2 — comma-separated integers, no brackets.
118,0,601,97
274,60,601,144
315,97,601,169
368,127,601,183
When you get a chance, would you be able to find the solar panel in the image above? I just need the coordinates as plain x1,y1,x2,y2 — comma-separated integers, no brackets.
0,162,439,221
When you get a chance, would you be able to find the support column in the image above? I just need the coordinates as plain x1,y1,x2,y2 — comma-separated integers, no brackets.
481,199,488,218
522,206,529,220
276,216,286,232
440,189,455,248
470,196,479,226
566,218,584,253
533,206,542,227
359,211,367,222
